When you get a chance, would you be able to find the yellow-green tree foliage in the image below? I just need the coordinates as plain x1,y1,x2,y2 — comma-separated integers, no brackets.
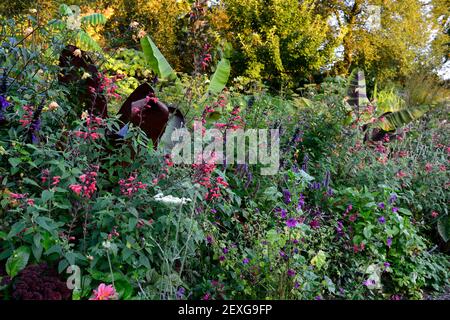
352,0,432,82
101,0,190,70
316,0,446,83
220,0,339,89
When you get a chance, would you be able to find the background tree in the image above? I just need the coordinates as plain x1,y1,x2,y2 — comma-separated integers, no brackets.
220,0,340,90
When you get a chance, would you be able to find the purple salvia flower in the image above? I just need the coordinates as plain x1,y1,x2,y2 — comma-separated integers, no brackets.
176,287,185,299
363,279,376,287
282,189,291,204
326,188,333,197
387,237,393,248
297,194,305,211
389,194,398,204
302,154,309,172
286,218,297,228
378,202,385,209
378,216,386,224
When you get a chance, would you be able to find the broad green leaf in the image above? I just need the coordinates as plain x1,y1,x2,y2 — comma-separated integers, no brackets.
35,216,57,232
208,58,231,94
6,246,30,278
115,280,133,300
377,105,430,131
8,157,21,167
140,35,176,80
23,177,40,187
41,189,54,203
7,221,26,239
310,250,327,270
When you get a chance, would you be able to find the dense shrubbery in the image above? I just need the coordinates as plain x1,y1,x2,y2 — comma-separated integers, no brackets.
0,3,449,301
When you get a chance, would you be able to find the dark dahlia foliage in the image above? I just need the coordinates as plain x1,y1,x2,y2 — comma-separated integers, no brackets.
12,264,71,300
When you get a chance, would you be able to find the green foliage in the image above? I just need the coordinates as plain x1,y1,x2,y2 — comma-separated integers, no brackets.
0,3,449,302
222,0,338,89
377,105,431,132
49,4,106,52
140,35,177,80
207,57,231,94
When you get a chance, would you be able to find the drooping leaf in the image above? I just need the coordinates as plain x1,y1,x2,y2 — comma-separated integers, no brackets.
81,13,106,26
208,58,231,94
117,83,169,145
437,215,450,242
140,35,176,80
376,105,430,131
159,106,185,150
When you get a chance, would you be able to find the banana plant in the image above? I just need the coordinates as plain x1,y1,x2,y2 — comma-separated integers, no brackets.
49,4,106,52
347,69,432,132
207,56,231,94
140,34,231,94
346,69,370,114
140,35,177,80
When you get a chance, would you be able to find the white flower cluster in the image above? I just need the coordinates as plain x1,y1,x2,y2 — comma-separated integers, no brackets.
153,193,191,206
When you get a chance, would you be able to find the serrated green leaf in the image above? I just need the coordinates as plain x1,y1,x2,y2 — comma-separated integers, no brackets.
6,246,30,278
81,13,106,26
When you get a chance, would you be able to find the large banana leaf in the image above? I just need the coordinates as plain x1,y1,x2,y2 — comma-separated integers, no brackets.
208,58,231,94
140,35,176,80
376,105,430,131
347,69,369,111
